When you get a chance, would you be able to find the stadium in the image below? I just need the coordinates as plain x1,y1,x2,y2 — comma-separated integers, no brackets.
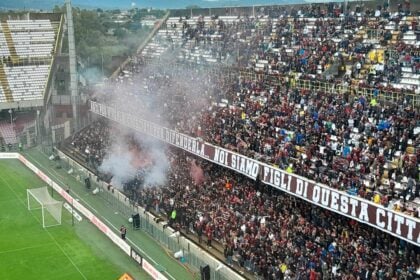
0,0,419,279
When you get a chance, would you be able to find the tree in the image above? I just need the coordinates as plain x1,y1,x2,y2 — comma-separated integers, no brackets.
71,8,157,78
186,5,201,9
114,27,127,40
53,5,64,13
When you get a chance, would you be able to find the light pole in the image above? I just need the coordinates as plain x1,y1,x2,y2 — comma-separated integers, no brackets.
101,52,104,78
36,110,41,146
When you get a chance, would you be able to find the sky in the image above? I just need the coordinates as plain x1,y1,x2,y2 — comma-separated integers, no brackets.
0,0,307,10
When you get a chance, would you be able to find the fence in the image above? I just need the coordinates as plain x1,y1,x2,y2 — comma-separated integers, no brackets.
53,148,246,280
237,69,420,107
138,58,420,107
293,78,420,106
0,127,38,152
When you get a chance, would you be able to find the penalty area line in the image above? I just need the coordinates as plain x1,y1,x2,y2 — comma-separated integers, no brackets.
0,243,54,255
25,151,179,280
0,174,88,280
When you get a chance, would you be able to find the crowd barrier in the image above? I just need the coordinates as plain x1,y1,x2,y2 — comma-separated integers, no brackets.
0,153,169,280
293,78,419,106
53,149,246,280
137,59,419,107
90,101,420,247
238,70,419,107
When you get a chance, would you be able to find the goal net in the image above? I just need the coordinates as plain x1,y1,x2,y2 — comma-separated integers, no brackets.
27,187,63,228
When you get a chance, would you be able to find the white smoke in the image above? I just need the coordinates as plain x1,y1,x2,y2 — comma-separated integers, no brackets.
95,51,223,190
134,132,170,187
97,125,170,189
98,131,137,187
82,67,103,84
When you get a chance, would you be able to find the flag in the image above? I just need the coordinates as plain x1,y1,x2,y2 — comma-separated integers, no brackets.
225,180,232,190
370,98,377,106
241,112,246,120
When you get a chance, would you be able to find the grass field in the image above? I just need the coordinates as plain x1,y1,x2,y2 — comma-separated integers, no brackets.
0,159,150,280
22,148,196,280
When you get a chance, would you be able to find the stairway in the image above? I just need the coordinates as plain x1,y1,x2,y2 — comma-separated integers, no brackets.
0,64,13,102
402,31,417,45
400,66,420,88
0,21,18,64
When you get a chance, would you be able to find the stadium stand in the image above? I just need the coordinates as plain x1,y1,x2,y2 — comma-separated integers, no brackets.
0,16,61,109
96,58,419,213
3,65,50,102
140,9,419,96
0,14,62,147
62,2,419,279
67,120,420,279
0,121,17,144
7,19,55,59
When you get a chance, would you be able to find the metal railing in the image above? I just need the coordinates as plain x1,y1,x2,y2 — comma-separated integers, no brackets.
54,148,244,280
97,187,231,280
137,59,420,107
293,78,420,106
236,69,419,107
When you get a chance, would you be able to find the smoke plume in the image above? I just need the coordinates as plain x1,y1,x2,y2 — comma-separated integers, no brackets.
95,46,223,190
189,158,205,185
99,132,137,187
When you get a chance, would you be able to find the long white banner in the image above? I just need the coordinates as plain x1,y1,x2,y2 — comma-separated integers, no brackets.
142,259,168,280
90,101,420,247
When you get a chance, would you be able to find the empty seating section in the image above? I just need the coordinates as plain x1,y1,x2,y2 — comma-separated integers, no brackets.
0,33,10,57
6,19,53,31
0,82,4,101
2,65,49,102
4,20,55,58
13,43,53,58
0,19,57,105
0,121,17,144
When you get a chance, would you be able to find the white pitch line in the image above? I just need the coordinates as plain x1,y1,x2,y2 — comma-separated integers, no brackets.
0,174,88,280
0,243,53,255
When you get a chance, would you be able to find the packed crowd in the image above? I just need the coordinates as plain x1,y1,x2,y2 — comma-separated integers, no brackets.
142,149,420,279
91,1,420,210
145,1,419,93
67,120,420,279
70,119,111,169
95,54,420,212
194,77,420,210
73,3,419,278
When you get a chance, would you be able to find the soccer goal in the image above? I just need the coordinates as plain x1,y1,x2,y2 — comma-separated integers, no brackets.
27,187,63,228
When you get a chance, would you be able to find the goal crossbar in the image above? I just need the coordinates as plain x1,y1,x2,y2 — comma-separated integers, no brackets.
27,187,63,228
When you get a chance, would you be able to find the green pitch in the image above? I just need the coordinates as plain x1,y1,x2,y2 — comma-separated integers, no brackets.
0,159,150,280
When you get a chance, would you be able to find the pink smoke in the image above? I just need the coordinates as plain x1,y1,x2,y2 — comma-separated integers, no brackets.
190,159,204,185
129,145,153,169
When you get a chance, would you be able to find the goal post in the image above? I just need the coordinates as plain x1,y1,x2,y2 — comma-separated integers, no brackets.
27,187,63,228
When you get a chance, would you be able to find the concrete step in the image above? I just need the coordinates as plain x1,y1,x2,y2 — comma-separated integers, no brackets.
402,67,413,73
402,73,419,79
400,78,420,86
